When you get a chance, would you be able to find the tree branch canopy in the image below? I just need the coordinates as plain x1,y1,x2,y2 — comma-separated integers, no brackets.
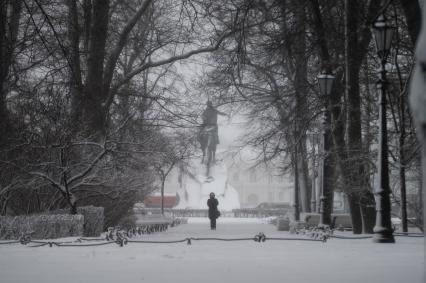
106,30,235,107
102,0,154,94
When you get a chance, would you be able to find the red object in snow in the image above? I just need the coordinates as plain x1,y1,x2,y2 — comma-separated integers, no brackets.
144,195,179,208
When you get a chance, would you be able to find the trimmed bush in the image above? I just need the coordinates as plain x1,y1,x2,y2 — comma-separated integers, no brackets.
277,217,290,231
332,214,352,230
49,206,104,237
0,214,83,240
300,213,320,226
118,214,137,230
289,220,307,234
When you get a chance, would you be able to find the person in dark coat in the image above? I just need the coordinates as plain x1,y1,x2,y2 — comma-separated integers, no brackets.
207,192,219,230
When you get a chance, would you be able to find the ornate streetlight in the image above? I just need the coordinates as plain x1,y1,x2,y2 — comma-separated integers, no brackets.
317,74,335,98
308,132,318,213
317,72,335,227
372,13,395,243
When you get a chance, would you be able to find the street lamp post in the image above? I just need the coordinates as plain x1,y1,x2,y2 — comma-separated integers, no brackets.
309,133,317,212
317,72,335,227
372,13,395,243
318,116,327,226
294,154,300,221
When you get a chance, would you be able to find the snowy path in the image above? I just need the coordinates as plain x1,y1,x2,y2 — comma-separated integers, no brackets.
0,218,424,283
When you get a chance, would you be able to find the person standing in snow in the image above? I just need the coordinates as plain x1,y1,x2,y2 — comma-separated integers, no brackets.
207,192,219,230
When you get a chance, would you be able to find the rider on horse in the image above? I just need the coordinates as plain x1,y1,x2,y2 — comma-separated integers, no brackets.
198,101,227,165
199,101,227,146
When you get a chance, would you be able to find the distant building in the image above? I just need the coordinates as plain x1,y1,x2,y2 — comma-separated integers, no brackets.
143,195,179,208
156,155,293,209
155,152,348,212
225,158,293,208
224,152,348,211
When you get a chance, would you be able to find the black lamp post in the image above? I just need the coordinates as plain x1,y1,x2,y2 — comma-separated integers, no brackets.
372,13,395,243
309,132,318,213
317,72,335,227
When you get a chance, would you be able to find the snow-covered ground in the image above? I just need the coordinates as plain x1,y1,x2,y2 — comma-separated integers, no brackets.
0,218,424,283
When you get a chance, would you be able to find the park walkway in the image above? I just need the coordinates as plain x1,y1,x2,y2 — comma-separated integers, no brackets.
0,218,424,283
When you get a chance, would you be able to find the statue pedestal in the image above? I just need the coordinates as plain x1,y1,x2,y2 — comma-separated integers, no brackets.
176,159,240,211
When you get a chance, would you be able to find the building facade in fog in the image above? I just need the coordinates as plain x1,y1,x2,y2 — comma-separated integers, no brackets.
158,157,294,209
225,157,293,208
229,170,293,208
156,154,348,211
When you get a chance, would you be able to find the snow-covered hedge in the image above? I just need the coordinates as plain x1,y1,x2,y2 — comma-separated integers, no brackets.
118,214,137,230
49,206,104,237
77,206,104,237
0,214,83,240
301,213,321,226
300,213,353,229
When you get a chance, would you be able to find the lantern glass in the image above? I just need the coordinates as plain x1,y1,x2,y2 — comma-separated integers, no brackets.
373,14,394,60
317,74,335,96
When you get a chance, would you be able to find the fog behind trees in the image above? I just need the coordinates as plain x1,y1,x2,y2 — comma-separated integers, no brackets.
0,0,423,233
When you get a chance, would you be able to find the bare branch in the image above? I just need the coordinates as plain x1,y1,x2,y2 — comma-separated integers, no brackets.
108,30,235,100
29,172,66,193
103,0,154,92
67,149,108,185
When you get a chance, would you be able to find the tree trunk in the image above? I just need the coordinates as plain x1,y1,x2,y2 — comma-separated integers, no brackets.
161,179,165,216
345,0,363,194
292,0,310,212
360,190,375,233
297,139,311,212
399,0,421,46
400,122,408,232
83,0,110,137
0,1,8,143
69,195,78,215
0,0,22,144
347,193,363,234
293,148,300,221
308,0,335,221
344,0,376,234
66,0,84,135
83,0,92,54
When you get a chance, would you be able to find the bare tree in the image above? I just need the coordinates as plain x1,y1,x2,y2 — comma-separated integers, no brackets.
153,132,194,215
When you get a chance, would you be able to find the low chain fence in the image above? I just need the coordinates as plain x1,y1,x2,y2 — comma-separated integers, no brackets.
0,217,188,247
0,217,422,248
0,231,328,248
